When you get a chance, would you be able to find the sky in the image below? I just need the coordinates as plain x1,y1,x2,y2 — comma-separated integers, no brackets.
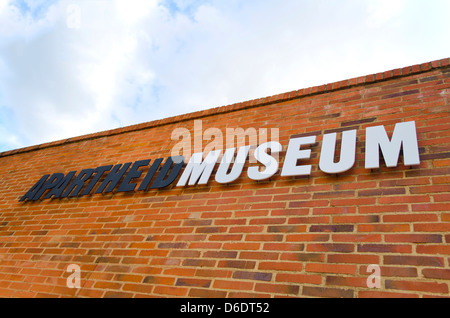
0,0,449,152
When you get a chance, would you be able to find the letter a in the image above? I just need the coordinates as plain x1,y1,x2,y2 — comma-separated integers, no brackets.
66,264,81,289
366,264,381,289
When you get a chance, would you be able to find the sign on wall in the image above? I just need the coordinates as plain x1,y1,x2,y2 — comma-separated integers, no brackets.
20,121,420,202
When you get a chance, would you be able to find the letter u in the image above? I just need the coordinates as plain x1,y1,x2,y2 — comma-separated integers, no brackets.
319,130,357,174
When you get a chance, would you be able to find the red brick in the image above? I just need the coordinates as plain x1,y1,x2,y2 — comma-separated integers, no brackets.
375,266,418,278
276,273,322,285
222,242,261,251
154,286,188,297
358,290,419,298
1,58,449,299
307,243,354,253
254,283,299,295
213,279,253,291
302,286,354,298
358,224,410,232
422,268,450,280
416,245,450,255
385,280,448,294
325,275,368,288
414,223,450,232
305,263,356,275
122,283,154,294
332,234,381,242
358,244,412,253
258,261,302,272
175,278,211,288
383,213,438,223
385,234,442,243
327,254,379,264
384,255,445,267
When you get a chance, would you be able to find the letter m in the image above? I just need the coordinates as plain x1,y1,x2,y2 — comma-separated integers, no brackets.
365,121,420,169
176,150,222,186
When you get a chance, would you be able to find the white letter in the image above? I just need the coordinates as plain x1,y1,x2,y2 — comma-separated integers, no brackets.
319,130,357,174
203,127,223,155
247,142,282,181
226,127,258,149
176,150,222,186
365,121,420,169
171,127,191,159
66,4,81,29
215,146,250,184
258,128,280,164
193,120,203,154
226,127,258,163
281,136,316,177
366,264,381,289
66,264,81,289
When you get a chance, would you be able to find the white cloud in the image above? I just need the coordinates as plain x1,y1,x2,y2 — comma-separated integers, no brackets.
115,0,158,23
0,0,449,152
366,0,406,28
0,0,162,147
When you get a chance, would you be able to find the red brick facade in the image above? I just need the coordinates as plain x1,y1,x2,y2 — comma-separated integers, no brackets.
0,58,449,298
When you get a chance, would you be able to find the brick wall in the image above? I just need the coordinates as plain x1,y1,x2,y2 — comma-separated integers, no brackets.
0,58,449,298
